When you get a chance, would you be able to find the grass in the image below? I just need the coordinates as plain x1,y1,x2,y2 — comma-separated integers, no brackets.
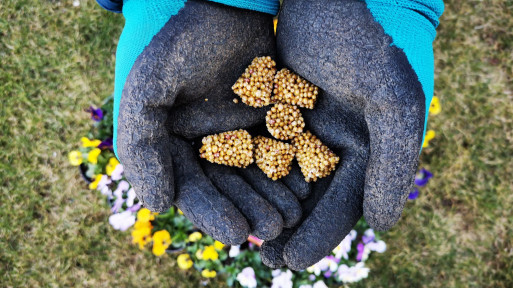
0,0,512,287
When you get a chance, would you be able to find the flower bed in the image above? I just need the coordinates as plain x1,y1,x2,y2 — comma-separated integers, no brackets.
69,95,437,287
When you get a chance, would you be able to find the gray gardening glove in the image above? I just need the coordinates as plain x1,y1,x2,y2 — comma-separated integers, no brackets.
116,1,303,245
261,0,443,269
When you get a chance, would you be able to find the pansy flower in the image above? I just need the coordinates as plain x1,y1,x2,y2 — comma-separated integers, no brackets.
87,148,101,164
88,174,104,190
68,150,83,166
429,96,441,115
105,157,119,176
81,137,101,148
137,208,156,222
131,220,153,249
126,188,137,207
214,240,225,250
111,180,129,213
336,262,370,283
362,229,375,244
271,269,293,288
202,245,219,261
333,230,357,260
98,138,113,150
229,245,240,258
188,232,202,242
201,269,217,278
88,106,104,122
408,188,420,200
177,253,193,270
422,130,436,148
152,230,172,256
313,280,329,288
236,267,257,288
109,210,135,231
414,168,433,186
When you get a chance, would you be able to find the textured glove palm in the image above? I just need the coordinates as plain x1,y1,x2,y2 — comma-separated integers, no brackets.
112,0,304,245
260,0,443,270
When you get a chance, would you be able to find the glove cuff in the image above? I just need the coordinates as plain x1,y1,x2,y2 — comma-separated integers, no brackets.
97,0,280,15
364,0,444,147
208,0,280,15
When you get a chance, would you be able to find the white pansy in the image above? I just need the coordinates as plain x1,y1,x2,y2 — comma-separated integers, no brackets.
337,262,370,283
229,245,240,258
126,188,137,207
367,240,387,253
111,163,124,181
108,211,135,231
271,269,293,288
312,280,329,288
333,230,357,259
236,267,257,288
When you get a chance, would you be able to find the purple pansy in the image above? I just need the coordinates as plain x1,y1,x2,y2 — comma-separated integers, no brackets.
408,188,420,200
356,243,365,262
128,202,142,212
414,168,433,187
362,229,375,244
98,138,113,150
324,270,332,278
88,106,104,122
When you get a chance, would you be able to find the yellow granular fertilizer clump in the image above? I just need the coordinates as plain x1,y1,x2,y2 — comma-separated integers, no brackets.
293,131,340,182
266,103,305,140
254,136,295,180
232,56,277,108
272,68,319,109
199,129,254,168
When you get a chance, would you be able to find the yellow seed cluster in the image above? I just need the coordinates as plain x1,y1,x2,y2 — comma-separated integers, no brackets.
272,68,319,109
254,136,295,180
293,131,340,182
232,56,277,108
266,103,305,140
199,130,254,168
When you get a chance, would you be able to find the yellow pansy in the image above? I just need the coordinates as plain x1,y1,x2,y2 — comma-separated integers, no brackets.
177,254,194,270
134,219,152,230
214,241,225,251
177,209,184,215
137,208,156,222
429,96,441,115
87,148,102,164
202,245,219,261
89,174,102,190
188,232,203,242
81,137,102,148
195,249,203,260
201,269,217,278
68,150,83,166
131,224,153,250
106,157,120,176
152,230,172,256
423,130,436,148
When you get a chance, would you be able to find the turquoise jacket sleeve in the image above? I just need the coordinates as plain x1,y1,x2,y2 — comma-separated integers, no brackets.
365,0,444,145
96,0,280,15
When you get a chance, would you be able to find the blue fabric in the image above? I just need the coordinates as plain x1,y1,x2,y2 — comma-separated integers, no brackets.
97,0,280,14
96,0,123,13
364,0,444,149
107,0,280,156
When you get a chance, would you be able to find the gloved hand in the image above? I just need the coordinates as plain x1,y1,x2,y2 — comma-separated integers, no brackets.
110,0,304,245
260,0,444,269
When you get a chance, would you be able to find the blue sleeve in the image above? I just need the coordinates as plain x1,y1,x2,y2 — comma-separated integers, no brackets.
96,0,123,13
96,0,279,15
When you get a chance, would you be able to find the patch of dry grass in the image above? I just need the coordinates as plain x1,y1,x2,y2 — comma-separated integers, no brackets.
1,0,512,287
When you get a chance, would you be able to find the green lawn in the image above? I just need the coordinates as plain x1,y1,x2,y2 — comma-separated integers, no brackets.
1,0,512,287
